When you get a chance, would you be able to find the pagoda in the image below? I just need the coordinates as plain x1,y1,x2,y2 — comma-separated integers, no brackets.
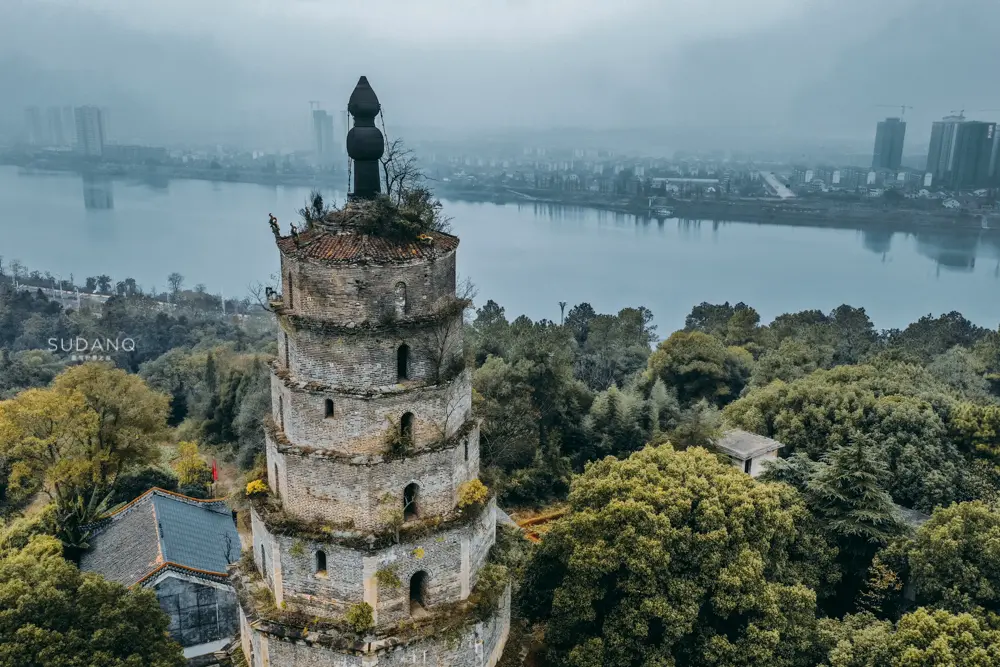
235,77,511,666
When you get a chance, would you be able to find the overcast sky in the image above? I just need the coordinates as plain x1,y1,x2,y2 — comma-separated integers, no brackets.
3,0,999,153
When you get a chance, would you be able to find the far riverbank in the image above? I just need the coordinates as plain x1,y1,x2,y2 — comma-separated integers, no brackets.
436,186,1000,235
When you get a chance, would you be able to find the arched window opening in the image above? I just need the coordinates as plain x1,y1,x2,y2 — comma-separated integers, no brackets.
278,396,284,430
410,570,429,615
394,281,407,316
403,482,419,521
400,412,414,445
273,464,280,498
324,398,334,419
283,334,290,368
397,344,410,382
315,550,327,576
287,272,293,308
260,544,266,572
464,438,469,462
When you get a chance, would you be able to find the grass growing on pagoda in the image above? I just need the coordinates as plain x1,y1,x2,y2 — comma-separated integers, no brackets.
323,188,451,241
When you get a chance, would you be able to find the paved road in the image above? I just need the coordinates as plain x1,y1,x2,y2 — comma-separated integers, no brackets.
760,171,795,199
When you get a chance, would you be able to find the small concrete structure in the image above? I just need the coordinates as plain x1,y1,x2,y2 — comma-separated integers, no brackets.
80,488,242,660
715,429,783,478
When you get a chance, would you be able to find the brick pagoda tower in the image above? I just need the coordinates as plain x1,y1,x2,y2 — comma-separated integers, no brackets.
235,76,510,666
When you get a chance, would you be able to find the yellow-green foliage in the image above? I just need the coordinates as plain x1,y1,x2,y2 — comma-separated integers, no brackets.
375,565,401,590
344,602,374,633
245,479,269,497
457,479,489,509
173,441,212,487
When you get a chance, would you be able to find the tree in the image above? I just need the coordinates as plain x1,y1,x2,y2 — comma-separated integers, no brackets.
166,272,184,295
749,339,834,388
52,363,169,491
805,436,902,612
379,138,422,205
644,330,752,407
902,501,1000,614
0,364,169,545
725,364,982,511
522,445,836,667
582,384,647,459
473,356,540,471
817,608,1000,667
298,190,331,228
172,441,212,491
0,535,185,667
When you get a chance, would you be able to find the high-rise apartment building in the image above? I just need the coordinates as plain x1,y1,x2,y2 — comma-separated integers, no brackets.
926,115,965,184
950,121,998,189
24,106,45,145
872,117,906,170
46,106,66,146
74,106,106,157
312,108,336,165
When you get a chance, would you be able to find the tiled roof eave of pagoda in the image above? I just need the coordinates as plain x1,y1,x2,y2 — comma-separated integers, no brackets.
275,228,459,266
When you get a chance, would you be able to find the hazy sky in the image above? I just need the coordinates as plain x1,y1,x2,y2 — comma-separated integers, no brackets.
3,0,1000,152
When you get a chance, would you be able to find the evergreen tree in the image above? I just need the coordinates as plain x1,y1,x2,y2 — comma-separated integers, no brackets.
167,380,188,426
204,351,217,394
806,434,902,612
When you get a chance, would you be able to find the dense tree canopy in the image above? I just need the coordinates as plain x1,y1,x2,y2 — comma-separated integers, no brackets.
0,535,185,667
522,445,837,667
901,501,1000,615
817,608,1000,667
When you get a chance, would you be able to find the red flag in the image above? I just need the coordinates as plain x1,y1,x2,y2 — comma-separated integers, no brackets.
212,459,219,482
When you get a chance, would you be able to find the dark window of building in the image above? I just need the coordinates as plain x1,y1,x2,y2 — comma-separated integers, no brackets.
397,344,410,381
260,544,266,572
324,398,334,419
278,396,284,430
744,458,753,474
403,482,419,521
401,412,414,444
410,570,428,613
283,334,290,368
315,550,327,575
287,272,293,308
273,464,280,498
464,439,469,461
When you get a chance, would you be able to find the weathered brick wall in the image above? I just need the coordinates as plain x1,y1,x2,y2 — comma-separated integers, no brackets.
251,511,278,590
244,235,511,666
242,586,510,667
280,252,457,324
265,432,481,530
272,372,472,456
152,573,238,648
282,316,464,390
256,500,497,628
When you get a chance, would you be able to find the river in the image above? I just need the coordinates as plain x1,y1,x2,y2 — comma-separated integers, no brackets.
1,167,998,332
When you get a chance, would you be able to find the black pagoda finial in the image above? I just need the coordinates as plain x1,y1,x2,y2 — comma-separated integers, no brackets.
346,76,384,200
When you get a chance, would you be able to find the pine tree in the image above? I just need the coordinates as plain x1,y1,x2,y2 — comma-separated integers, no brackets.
806,433,902,613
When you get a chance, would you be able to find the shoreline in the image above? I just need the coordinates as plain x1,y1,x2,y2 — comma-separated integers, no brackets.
6,163,999,237
435,188,1000,236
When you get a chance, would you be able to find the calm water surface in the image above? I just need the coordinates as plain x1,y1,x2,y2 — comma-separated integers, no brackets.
1,167,998,332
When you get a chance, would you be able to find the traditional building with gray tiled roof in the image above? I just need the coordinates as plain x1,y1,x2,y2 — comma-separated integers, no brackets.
80,487,242,660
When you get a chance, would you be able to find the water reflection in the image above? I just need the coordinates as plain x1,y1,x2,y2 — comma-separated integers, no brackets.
521,201,999,280
915,231,981,273
82,176,114,210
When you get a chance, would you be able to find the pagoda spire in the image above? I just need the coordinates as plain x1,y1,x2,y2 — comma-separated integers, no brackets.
346,76,385,199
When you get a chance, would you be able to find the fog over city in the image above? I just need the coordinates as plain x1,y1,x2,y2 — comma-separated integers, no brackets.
4,0,1000,153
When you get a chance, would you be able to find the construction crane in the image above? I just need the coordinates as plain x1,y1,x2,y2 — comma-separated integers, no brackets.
877,104,913,117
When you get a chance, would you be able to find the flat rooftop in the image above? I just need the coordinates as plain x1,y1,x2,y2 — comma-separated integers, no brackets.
715,429,783,460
